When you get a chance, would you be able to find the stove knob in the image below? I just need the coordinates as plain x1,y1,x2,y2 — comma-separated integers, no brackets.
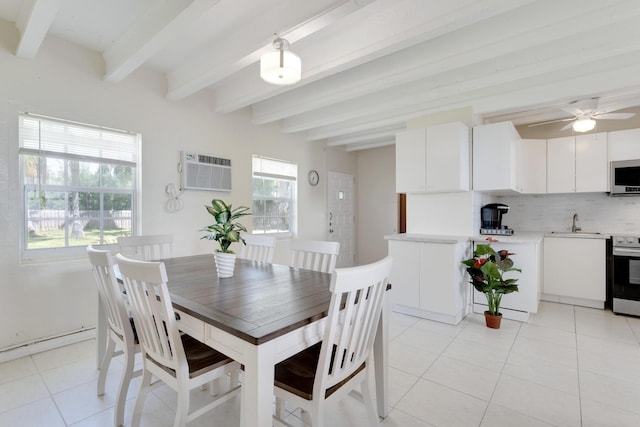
616,236,625,243
629,237,636,244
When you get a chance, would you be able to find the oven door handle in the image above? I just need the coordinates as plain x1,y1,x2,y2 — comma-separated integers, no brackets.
613,248,640,257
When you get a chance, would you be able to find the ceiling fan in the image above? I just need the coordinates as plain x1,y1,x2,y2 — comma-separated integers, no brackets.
529,98,635,132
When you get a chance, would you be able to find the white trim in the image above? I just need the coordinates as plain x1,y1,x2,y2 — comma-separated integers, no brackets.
0,329,95,363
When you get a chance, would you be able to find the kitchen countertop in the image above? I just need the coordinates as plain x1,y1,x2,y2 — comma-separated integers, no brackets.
384,233,469,244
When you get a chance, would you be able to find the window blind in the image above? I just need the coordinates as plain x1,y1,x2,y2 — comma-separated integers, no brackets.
19,114,138,164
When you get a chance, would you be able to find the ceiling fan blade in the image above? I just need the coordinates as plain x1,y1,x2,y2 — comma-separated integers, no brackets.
560,107,584,117
591,112,635,120
560,121,576,131
528,117,574,127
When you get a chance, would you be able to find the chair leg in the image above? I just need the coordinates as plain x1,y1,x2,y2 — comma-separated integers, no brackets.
361,377,379,426
97,337,116,396
173,378,190,427
131,369,152,427
113,348,135,427
275,397,286,420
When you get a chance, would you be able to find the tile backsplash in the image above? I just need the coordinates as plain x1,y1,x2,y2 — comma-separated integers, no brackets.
496,192,640,235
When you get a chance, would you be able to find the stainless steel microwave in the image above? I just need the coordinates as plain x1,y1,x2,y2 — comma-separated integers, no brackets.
611,159,640,195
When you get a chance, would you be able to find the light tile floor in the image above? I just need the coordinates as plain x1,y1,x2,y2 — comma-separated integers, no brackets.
2,301,640,426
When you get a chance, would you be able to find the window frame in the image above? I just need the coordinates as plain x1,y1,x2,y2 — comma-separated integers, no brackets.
251,156,297,238
18,114,141,261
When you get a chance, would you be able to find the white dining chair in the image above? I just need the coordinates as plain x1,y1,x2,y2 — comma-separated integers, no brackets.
117,234,173,260
273,256,393,426
239,233,276,263
115,254,241,427
87,245,141,427
289,239,340,273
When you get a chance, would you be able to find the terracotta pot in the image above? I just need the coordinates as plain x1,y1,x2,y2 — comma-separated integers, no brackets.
213,252,236,278
484,311,502,329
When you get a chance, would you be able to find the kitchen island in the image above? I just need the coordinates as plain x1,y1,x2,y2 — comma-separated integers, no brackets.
385,234,471,325
386,233,544,324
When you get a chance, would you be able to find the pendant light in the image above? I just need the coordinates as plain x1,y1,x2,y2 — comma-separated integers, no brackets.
260,34,301,85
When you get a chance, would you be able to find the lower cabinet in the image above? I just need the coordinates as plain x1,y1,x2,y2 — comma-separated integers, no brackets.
388,239,470,325
542,236,606,308
471,240,542,322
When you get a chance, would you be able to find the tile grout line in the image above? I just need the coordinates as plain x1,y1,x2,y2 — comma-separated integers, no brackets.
573,305,583,427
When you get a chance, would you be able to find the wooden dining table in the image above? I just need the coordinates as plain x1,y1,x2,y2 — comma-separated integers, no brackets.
99,254,390,427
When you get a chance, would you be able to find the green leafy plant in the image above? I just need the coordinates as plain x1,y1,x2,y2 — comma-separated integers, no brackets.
201,199,251,253
461,244,520,316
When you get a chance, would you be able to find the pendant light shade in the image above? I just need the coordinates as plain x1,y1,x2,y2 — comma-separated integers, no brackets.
260,36,301,85
572,118,596,132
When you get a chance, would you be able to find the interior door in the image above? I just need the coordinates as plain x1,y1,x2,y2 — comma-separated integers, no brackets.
327,171,355,267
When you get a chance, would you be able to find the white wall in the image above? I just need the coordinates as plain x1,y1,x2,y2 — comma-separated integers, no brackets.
0,21,355,351
357,145,397,264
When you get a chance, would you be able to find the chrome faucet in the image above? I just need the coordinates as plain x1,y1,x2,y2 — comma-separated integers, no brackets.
571,213,581,232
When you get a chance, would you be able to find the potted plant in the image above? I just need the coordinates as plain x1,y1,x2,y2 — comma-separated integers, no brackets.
201,199,251,278
461,244,520,328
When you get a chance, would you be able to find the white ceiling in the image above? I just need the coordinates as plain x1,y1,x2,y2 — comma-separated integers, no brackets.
2,0,640,151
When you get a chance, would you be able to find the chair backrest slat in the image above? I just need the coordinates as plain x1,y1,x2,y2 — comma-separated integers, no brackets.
314,256,392,395
117,234,173,261
87,246,131,340
289,239,340,273
239,234,276,263
115,254,184,373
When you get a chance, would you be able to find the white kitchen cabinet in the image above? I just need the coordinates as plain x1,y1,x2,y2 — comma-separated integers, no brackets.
519,139,547,194
546,136,575,193
473,121,521,192
472,240,541,322
576,132,608,192
395,129,426,193
547,133,608,193
542,236,606,308
395,122,470,193
608,128,640,161
388,237,470,325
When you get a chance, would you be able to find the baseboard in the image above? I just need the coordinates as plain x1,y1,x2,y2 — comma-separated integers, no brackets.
0,329,96,364
392,304,465,325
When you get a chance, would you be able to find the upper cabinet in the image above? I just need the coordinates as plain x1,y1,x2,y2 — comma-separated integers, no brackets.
608,128,640,161
395,122,470,193
519,139,547,194
547,133,608,193
472,121,521,192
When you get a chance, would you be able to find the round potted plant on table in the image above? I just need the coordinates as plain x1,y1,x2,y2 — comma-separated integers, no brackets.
201,199,251,278
461,243,520,329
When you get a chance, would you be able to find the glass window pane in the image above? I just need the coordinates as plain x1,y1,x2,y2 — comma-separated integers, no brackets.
26,190,66,249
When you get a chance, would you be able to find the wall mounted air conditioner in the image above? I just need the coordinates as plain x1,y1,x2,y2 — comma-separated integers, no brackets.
180,151,232,192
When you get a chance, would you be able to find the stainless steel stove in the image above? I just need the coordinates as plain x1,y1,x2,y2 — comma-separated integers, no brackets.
612,235,640,316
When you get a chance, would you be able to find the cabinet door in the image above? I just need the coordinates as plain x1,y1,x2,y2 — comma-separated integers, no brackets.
519,139,547,194
608,128,640,161
388,240,420,308
547,136,575,193
426,122,470,192
472,122,517,191
395,129,426,193
543,237,606,301
418,243,455,313
576,132,608,192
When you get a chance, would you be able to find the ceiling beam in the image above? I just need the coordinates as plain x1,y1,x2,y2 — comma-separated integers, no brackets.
213,0,533,114
165,0,367,100
344,139,395,152
325,124,404,147
252,0,640,126
15,0,60,59
103,0,221,83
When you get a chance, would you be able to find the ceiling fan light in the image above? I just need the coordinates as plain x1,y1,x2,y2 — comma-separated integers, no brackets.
260,36,301,85
573,118,596,132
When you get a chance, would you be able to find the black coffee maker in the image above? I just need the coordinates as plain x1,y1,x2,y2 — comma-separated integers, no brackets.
480,203,513,235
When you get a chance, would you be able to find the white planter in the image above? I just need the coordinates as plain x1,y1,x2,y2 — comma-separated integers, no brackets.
214,252,236,278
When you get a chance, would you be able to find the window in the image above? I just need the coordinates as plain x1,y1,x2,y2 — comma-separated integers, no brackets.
19,114,140,259
252,156,297,236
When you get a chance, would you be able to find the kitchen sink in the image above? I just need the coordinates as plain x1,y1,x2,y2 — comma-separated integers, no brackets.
549,231,602,236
